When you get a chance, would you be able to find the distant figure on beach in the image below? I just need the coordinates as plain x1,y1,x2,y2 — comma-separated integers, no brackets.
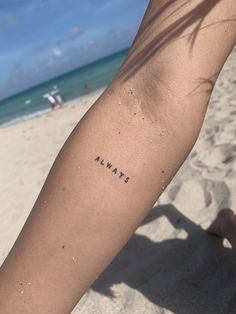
84,84,91,94
55,93,65,106
0,1,235,313
47,93,61,110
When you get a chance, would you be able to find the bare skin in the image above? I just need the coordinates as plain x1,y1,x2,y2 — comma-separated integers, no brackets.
0,1,235,313
207,209,236,249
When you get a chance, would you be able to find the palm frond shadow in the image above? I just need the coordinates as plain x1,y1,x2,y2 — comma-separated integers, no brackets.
118,0,236,81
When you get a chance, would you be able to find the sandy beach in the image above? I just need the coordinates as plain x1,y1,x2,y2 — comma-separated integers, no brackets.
1,47,236,313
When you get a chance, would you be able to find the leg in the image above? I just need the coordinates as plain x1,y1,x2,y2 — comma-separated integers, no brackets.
208,209,236,249
0,1,236,313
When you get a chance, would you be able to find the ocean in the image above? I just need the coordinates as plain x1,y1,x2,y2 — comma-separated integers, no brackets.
0,48,129,127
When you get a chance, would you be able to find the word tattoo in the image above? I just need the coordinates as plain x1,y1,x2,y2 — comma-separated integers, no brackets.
94,156,130,183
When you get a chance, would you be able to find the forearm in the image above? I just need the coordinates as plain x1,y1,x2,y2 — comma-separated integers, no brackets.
0,82,192,313
0,0,236,313
0,74,226,313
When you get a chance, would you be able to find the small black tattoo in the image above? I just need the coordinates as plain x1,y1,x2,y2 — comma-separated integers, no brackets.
94,156,130,183
124,177,130,183
106,162,112,169
112,168,118,174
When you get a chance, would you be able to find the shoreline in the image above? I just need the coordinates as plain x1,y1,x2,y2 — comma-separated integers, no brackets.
0,88,105,129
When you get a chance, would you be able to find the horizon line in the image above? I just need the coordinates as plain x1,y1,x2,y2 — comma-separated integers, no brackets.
0,47,130,103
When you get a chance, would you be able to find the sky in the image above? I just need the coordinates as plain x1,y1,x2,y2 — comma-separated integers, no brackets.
0,0,148,100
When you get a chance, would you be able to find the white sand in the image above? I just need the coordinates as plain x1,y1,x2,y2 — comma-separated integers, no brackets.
1,48,236,313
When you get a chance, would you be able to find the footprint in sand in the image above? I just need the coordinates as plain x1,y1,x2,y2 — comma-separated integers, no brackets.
201,143,235,167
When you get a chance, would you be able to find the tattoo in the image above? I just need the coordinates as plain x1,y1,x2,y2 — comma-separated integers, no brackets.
94,156,130,183
107,162,112,169
124,177,130,183
112,168,118,174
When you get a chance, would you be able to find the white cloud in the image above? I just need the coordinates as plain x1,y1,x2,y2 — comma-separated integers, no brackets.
52,47,63,57
89,40,95,45
70,26,84,38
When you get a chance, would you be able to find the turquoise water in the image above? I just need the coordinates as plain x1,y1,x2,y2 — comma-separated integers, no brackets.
0,48,129,127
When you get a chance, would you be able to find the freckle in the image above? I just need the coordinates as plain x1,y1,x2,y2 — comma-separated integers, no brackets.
142,117,144,120
118,132,121,134
62,186,66,191
62,245,65,249
20,283,23,286
133,112,136,115
162,170,165,174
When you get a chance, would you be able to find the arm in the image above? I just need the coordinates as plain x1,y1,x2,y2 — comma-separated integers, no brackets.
0,1,235,313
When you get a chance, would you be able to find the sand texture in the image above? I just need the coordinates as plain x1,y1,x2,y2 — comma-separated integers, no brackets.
1,48,236,313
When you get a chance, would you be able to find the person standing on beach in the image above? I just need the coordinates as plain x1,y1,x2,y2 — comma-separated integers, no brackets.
0,0,236,313
47,93,60,110
84,84,92,94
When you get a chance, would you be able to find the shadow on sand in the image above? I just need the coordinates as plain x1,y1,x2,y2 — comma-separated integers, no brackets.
91,204,236,314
